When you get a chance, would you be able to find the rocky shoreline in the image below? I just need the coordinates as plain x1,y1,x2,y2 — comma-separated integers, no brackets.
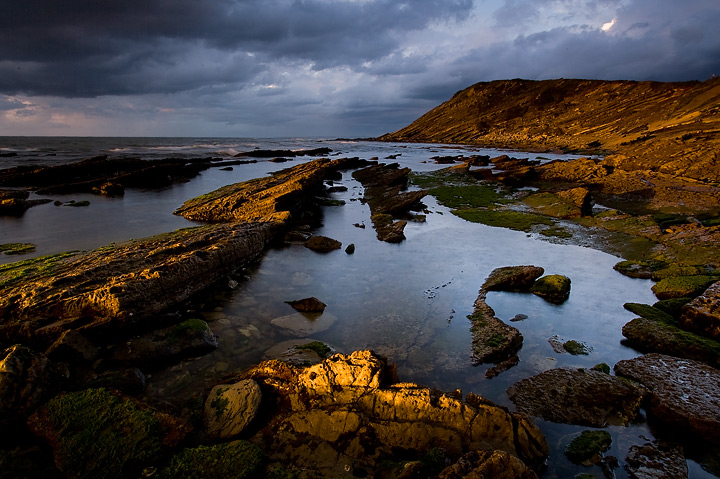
1,125,720,476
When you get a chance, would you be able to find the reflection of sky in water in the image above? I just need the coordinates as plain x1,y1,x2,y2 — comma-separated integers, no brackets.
1,140,715,478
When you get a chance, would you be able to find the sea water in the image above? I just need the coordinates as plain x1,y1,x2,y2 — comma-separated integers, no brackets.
0,137,715,478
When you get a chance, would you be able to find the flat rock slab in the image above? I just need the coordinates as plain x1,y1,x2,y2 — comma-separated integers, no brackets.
0,222,276,346
614,353,720,443
506,367,648,427
625,440,688,479
482,265,545,292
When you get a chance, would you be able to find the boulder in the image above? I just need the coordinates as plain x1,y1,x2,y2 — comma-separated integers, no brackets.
0,345,67,429
375,219,408,243
530,274,571,303
679,280,720,340
438,450,539,479
614,353,720,443
482,265,545,292
557,187,593,215
45,330,99,364
625,440,688,479
304,235,342,252
110,318,218,370
285,297,327,313
506,367,648,427
204,379,262,440
28,387,189,479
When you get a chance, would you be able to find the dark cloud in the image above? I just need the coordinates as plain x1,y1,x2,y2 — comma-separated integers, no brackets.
0,0,472,97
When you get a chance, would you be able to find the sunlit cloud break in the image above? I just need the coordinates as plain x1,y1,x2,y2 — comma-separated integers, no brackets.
601,18,617,32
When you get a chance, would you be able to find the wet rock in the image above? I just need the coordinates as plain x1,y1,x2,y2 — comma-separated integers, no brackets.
285,297,327,313
91,182,124,196
345,243,355,254
468,267,527,367
565,430,612,465
270,312,336,336
304,235,342,252
242,350,548,475
110,318,218,370
507,367,648,427
679,280,720,340
84,368,146,396
614,353,720,443
0,222,276,346
27,387,189,479
625,440,688,479
353,163,427,243
530,274,571,303
482,265,545,292
375,218,408,243
438,450,539,479
0,345,68,430
204,379,262,440
613,260,669,279
621,316,720,368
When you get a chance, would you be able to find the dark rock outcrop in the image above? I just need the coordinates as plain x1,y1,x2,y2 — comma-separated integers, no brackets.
438,450,539,479
506,367,648,427
303,235,342,253
614,353,720,443
352,163,427,243
175,157,364,224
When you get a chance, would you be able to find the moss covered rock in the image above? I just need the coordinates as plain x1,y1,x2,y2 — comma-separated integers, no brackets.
530,274,571,304
565,430,612,465
158,440,265,479
27,388,188,479
651,275,717,300
653,297,693,319
613,260,669,279
623,303,675,323
482,265,545,292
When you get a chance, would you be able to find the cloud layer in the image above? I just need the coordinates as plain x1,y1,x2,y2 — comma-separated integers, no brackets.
1,0,718,136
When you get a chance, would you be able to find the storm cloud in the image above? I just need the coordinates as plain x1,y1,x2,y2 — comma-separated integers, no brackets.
0,0,718,136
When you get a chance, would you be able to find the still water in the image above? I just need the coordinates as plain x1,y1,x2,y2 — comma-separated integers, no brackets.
0,138,715,478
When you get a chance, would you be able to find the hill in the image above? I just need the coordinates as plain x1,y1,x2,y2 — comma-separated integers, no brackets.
380,78,720,184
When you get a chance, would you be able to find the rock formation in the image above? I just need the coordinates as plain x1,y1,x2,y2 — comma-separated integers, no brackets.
241,350,549,476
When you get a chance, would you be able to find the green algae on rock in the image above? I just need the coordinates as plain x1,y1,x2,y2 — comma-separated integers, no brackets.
158,440,265,479
453,208,554,231
530,274,571,304
28,388,188,479
0,242,36,255
651,275,718,300
565,430,612,466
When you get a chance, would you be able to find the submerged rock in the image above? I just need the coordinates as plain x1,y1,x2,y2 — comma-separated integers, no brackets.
565,430,612,465
204,379,262,440
438,450,539,479
110,318,218,370
624,440,688,479
614,353,720,443
506,367,648,427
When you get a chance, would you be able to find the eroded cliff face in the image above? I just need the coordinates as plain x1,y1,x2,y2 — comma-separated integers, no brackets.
381,78,720,183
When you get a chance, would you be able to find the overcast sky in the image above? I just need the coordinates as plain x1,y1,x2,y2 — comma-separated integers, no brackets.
1,0,718,137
